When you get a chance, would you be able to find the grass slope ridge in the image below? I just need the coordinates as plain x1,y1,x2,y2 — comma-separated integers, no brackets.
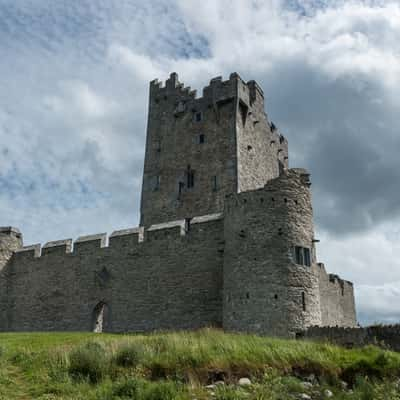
0,329,399,399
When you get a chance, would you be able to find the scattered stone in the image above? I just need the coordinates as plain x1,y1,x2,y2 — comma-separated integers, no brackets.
301,381,313,389
238,377,252,386
340,381,348,390
205,384,215,390
299,394,311,400
215,381,225,386
324,389,333,398
305,373,316,382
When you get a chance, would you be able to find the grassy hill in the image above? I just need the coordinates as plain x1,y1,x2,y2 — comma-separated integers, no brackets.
0,329,399,399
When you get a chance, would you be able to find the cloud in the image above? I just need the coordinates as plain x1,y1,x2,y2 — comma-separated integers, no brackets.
357,282,400,325
1,0,400,324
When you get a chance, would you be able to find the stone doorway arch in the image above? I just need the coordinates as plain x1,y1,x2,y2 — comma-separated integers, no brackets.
92,301,108,333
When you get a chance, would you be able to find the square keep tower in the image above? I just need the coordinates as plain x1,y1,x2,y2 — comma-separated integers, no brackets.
140,72,288,226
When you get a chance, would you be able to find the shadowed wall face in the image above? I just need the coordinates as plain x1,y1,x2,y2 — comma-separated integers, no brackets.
0,228,23,331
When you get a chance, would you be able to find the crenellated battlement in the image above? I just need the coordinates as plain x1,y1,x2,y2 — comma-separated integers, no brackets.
10,213,224,260
317,263,353,290
149,72,266,110
14,244,41,258
42,239,73,255
0,227,22,239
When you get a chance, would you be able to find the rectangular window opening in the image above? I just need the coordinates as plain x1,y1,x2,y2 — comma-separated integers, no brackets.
239,101,248,126
199,134,205,144
304,248,311,267
178,182,184,197
194,111,202,122
212,175,218,191
278,160,285,175
302,292,306,312
185,218,192,232
155,139,161,153
294,246,311,267
295,246,304,265
151,175,160,191
187,169,195,189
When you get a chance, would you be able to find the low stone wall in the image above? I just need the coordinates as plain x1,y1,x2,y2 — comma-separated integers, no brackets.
300,325,400,352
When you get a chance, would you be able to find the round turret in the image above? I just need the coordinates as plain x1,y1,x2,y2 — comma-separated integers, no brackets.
222,169,322,337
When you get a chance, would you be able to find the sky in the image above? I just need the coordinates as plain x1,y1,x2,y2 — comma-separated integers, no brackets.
1,0,400,325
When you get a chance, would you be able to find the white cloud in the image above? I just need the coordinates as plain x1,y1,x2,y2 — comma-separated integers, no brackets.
357,282,400,324
108,44,164,81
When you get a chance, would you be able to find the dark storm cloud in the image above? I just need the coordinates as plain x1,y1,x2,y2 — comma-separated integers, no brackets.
262,63,400,236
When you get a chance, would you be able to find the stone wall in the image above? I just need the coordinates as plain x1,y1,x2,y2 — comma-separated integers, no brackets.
318,263,357,327
1,215,224,332
302,325,400,352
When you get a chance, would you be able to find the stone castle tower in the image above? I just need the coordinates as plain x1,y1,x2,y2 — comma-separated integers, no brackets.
140,72,288,226
0,73,357,336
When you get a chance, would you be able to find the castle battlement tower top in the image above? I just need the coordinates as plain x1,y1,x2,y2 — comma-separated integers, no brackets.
140,72,289,226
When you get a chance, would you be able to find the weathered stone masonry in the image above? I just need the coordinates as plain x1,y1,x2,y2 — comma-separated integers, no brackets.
0,73,356,337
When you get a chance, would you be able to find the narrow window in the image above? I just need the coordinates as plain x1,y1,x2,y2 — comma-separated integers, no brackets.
185,218,191,232
302,292,306,311
155,139,161,153
212,175,218,191
304,248,311,267
246,292,250,299
295,246,304,265
199,134,205,144
279,160,285,175
151,175,160,191
239,101,248,126
186,166,195,188
187,171,194,188
194,111,202,122
178,181,184,196
247,145,252,151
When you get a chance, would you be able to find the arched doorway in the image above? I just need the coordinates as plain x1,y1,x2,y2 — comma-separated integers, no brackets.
92,302,108,333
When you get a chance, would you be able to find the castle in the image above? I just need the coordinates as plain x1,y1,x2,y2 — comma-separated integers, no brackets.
0,73,357,337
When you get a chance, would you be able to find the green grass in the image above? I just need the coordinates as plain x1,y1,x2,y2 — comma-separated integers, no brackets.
0,329,399,399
